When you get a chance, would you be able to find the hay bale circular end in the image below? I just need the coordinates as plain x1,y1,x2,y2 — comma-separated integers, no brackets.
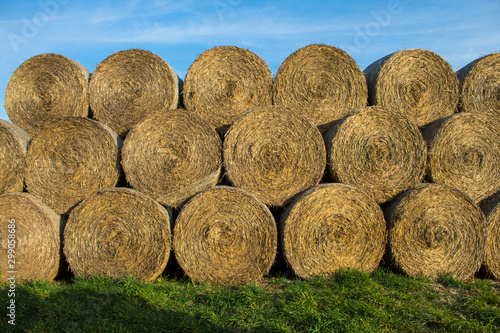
173,186,277,285
122,109,222,208
183,46,273,132
273,44,368,131
281,184,386,279
325,106,427,204
0,193,62,282
364,49,459,127
385,184,486,281
63,188,172,282
5,53,90,136
26,117,122,215
480,193,500,279
0,120,31,194
223,105,326,206
89,49,180,136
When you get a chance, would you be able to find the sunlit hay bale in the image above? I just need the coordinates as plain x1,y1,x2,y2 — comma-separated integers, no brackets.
457,52,500,115
121,109,222,208
173,186,277,285
364,49,459,127
89,49,181,137
480,192,500,279
273,44,368,132
26,117,122,215
422,112,500,204
0,193,62,282
0,120,31,194
384,183,486,281
5,53,90,136
183,46,273,132
280,183,386,279
324,106,427,204
63,188,172,282
223,105,326,207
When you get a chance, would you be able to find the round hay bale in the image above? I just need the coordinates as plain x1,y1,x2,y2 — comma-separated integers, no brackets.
457,52,500,115
364,49,459,127
183,46,273,132
223,105,326,206
423,112,500,203
273,44,368,132
63,188,172,281
5,53,90,136
480,192,500,279
0,120,31,194
0,193,62,282
89,49,181,137
384,183,486,281
280,183,386,279
173,186,277,285
26,117,122,215
325,106,427,204
122,109,222,208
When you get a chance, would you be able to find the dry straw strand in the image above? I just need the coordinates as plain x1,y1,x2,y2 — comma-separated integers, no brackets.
89,49,181,137
0,120,31,194
480,192,500,279
63,187,172,282
223,105,326,207
26,117,122,215
384,183,486,281
423,112,500,204
183,46,273,132
173,186,277,285
5,53,90,136
457,52,500,115
273,44,368,132
280,183,386,279
122,109,222,208
0,193,62,282
364,48,459,127
324,106,427,204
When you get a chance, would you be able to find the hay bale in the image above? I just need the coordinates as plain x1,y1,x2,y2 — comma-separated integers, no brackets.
364,49,459,127
122,109,222,208
173,186,277,285
273,44,368,132
26,117,122,215
280,183,386,279
324,106,427,204
0,120,31,194
423,112,500,203
0,193,62,282
89,49,181,137
457,52,500,115
384,183,486,281
183,46,273,132
223,105,326,206
5,53,90,136
480,192,500,279
63,188,172,281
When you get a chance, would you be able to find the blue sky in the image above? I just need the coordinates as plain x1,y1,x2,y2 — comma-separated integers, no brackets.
0,0,499,122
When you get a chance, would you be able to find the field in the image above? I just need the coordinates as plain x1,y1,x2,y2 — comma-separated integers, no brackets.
1,267,499,332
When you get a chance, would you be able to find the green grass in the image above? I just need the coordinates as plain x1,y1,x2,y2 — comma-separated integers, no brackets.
1,268,499,332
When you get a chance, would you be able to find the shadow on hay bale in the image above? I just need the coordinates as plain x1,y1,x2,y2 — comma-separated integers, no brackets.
273,44,368,133
5,53,90,137
183,46,273,133
324,106,427,204
26,117,122,215
364,48,459,128
0,193,63,282
173,186,277,285
384,183,486,281
223,105,326,207
63,188,172,282
0,120,31,195
480,192,500,280
280,183,386,279
457,52,500,116
89,49,181,137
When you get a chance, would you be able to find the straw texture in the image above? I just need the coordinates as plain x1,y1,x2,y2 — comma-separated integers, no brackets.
0,120,31,194
480,192,500,279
